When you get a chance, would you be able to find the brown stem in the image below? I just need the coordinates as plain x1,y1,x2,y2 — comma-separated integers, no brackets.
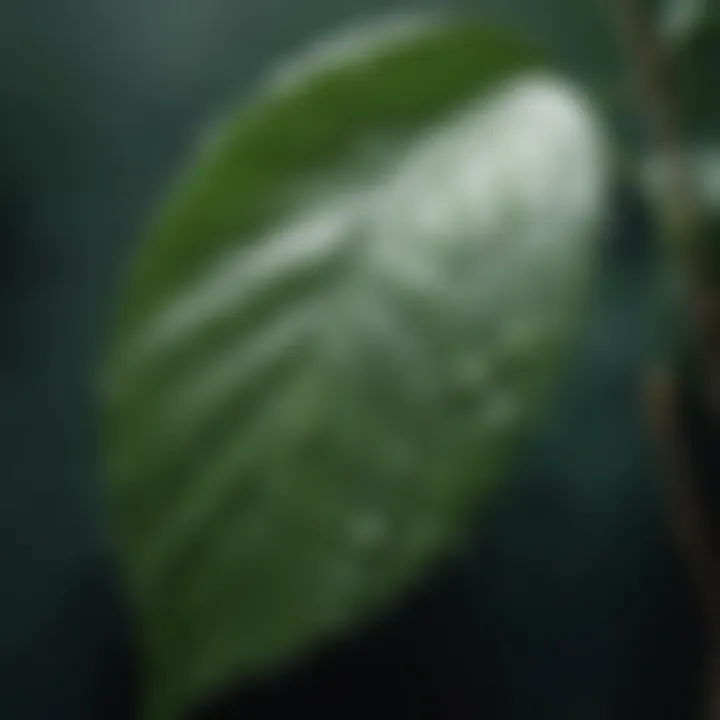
613,0,720,418
645,369,720,625
611,0,706,261
625,10,720,715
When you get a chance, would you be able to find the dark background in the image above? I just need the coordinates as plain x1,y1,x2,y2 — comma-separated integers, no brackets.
0,0,705,718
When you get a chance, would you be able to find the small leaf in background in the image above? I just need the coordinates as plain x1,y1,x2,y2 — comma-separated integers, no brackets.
102,15,610,720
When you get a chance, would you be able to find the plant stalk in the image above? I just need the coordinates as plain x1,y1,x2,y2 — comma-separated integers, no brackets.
611,0,707,265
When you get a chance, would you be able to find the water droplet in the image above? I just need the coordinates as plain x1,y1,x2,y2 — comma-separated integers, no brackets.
387,445,415,479
481,391,519,431
350,512,388,549
502,318,540,357
453,353,492,392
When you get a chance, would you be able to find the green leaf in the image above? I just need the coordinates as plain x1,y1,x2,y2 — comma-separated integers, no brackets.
102,15,609,720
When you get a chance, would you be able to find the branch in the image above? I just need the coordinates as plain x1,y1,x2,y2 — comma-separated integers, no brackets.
611,0,706,262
